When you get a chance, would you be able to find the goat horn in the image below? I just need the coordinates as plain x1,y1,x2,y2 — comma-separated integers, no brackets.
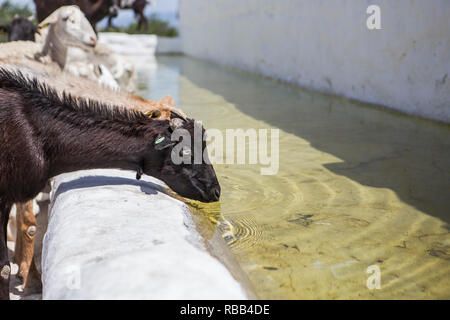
170,118,184,130
170,109,187,121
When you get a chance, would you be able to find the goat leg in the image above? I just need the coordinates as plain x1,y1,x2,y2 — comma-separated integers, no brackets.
23,256,41,293
107,15,115,29
0,198,12,300
137,14,147,31
14,200,37,289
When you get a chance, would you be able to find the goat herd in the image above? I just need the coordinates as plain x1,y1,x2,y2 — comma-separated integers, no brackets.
0,5,220,300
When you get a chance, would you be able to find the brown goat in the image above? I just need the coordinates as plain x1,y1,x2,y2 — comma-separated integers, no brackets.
0,68,220,299
108,0,151,30
12,202,41,290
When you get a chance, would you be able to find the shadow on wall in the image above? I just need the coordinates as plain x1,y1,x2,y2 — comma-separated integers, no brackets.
53,175,168,199
166,56,450,227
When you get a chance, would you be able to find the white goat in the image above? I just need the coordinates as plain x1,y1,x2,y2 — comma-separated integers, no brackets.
93,43,136,92
35,5,135,91
35,6,97,67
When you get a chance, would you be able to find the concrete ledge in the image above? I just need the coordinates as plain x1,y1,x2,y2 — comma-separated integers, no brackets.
98,33,182,56
41,169,249,299
99,33,158,56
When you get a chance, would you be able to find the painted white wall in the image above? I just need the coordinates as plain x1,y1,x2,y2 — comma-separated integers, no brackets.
42,169,249,299
156,37,182,54
179,0,450,123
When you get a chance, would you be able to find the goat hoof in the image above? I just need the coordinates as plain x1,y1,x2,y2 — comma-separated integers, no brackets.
0,265,10,280
27,225,37,237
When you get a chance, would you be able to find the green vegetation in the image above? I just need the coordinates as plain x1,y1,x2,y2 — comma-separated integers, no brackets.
0,0,34,42
101,14,178,37
0,0,33,24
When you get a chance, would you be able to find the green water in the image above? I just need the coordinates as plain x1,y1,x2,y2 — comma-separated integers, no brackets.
137,55,450,299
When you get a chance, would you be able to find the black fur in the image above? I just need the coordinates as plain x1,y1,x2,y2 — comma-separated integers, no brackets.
0,68,149,123
0,17,39,42
0,68,220,299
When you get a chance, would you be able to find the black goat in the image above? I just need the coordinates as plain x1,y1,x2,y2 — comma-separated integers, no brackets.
0,68,220,299
0,16,40,41
108,0,150,30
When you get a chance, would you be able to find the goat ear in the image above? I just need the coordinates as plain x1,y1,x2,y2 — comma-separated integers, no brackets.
39,11,59,28
144,109,161,119
38,22,51,29
154,134,174,151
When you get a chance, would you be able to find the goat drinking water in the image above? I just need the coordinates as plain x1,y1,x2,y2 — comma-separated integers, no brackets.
0,68,220,299
1,48,186,289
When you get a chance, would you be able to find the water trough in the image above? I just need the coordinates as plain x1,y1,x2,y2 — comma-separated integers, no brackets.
41,169,253,299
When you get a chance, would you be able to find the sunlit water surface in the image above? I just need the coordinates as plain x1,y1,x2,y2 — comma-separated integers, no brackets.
136,55,450,299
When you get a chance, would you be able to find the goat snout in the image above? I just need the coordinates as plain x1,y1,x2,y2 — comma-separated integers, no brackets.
210,186,221,201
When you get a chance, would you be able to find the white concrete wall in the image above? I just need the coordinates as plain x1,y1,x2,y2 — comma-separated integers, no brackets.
156,37,182,54
42,169,250,299
179,0,450,123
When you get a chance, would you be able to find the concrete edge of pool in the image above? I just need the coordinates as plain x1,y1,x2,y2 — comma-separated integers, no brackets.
41,169,255,299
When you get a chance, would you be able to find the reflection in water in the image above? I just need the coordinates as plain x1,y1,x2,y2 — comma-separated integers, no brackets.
137,56,450,299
